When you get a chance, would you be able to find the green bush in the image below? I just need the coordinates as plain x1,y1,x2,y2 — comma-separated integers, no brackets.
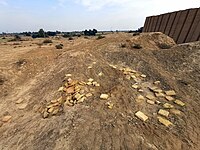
157,43,172,49
96,35,105,40
55,44,63,49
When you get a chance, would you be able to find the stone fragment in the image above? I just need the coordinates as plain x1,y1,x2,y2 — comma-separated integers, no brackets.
149,86,158,91
165,96,174,101
170,109,182,115
98,72,103,76
79,81,86,85
154,81,161,85
86,93,93,97
165,90,176,96
155,92,165,97
146,94,155,100
174,100,185,107
106,102,114,109
153,89,163,93
17,103,27,110
141,74,147,78
66,87,75,94
88,78,94,82
87,82,92,85
147,100,155,105
51,99,58,104
135,111,148,121
100,94,109,100
92,82,100,87
65,74,72,77
43,111,49,118
163,103,174,109
131,75,136,79
52,108,59,115
48,107,54,113
125,75,131,80
77,97,86,103
132,84,139,89
65,100,73,106
157,116,173,127
88,66,92,69
155,100,161,104
15,98,24,104
137,95,145,100
74,93,84,100
2,116,12,122
138,89,144,92
158,109,169,117
109,64,117,69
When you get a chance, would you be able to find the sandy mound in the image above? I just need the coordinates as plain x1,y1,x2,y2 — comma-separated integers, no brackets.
128,32,176,50
0,33,199,150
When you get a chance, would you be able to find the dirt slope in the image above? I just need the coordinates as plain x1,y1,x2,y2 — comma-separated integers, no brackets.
0,33,199,150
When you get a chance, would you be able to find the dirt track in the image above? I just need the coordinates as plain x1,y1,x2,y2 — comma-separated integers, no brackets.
0,33,199,150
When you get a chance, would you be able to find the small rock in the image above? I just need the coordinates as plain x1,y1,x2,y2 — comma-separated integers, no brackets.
155,92,165,97
77,97,86,103
138,89,144,92
100,94,109,100
51,99,58,104
146,94,155,100
132,84,139,89
155,100,161,104
15,98,24,104
165,96,174,101
2,115,12,122
125,75,131,80
135,111,148,121
106,102,114,109
153,89,163,93
98,72,103,76
88,78,94,82
58,86,64,92
64,100,73,106
137,95,145,100
74,93,84,100
65,74,72,77
170,109,182,115
48,107,54,113
154,81,161,85
17,103,28,110
147,100,155,105
157,116,173,127
66,87,75,94
149,86,158,91
174,100,185,107
88,66,92,69
141,74,147,78
87,82,92,85
158,109,169,117
86,93,93,97
92,82,100,87
131,75,136,79
52,108,59,115
43,112,49,118
163,103,174,109
165,90,176,96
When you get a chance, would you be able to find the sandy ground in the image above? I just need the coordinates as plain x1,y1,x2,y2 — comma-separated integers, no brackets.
0,32,199,150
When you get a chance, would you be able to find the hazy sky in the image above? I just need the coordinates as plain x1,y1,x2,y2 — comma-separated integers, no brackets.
0,0,199,32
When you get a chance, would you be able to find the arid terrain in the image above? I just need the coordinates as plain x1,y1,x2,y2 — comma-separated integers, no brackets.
0,32,199,150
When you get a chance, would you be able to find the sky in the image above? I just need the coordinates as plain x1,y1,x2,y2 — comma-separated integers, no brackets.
0,0,199,32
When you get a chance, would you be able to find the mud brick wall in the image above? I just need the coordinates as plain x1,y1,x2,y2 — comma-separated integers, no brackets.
143,7,200,44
